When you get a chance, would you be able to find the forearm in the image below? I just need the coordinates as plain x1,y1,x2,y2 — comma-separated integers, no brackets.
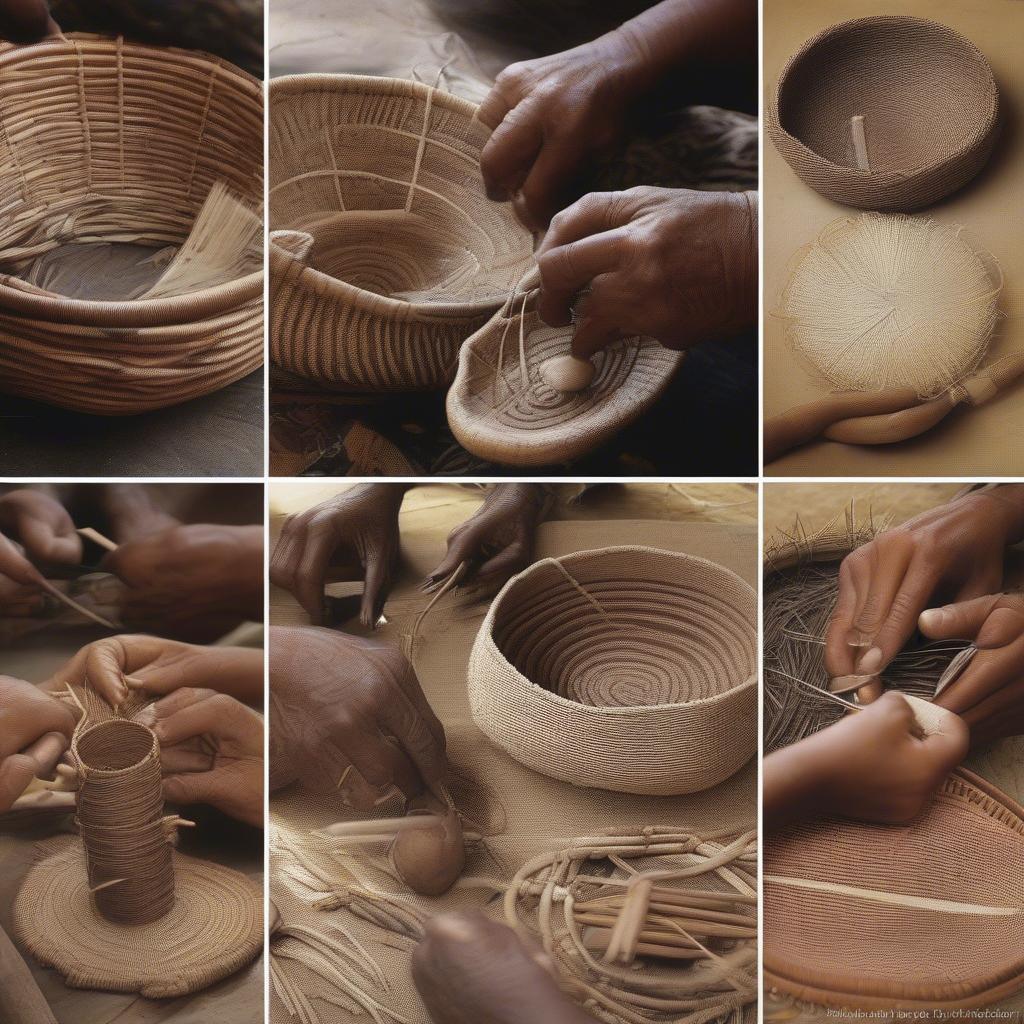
615,0,757,88
763,743,825,833
234,525,266,620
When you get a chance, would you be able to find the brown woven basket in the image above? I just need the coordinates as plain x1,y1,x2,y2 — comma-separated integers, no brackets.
765,769,1024,1011
269,74,534,392
468,546,757,795
0,34,264,415
767,16,999,211
446,277,683,466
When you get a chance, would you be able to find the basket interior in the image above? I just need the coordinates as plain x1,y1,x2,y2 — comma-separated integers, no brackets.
491,549,756,709
0,37,262,302
269,81,533,305
778,19,995,173
75,719,156,772
765,774,1024,1004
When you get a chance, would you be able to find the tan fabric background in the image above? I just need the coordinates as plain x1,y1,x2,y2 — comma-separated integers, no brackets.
763,0,1024,476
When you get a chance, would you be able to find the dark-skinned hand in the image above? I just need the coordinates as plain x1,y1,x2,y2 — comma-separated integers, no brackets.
412,912,597,1024
0,0,60,42
764,692,969,831
0,675,77,811
424,484,546,594
101,524,264,642
270,484,407,629
269,626,446,808
825,486,1024,696
924,593,1024,745
535,186,757,357
135,688,264,827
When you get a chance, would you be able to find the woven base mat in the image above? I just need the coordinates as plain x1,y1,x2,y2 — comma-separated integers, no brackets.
14,835,263,999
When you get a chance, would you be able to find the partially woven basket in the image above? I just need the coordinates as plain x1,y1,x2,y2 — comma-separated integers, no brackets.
765,769,1024,1011
269,74,534,392
468,546,757,795
0,35,264,415
767,16,1000,211
447,280,683,466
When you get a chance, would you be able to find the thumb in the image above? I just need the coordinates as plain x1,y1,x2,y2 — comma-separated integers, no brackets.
19,516,81,565
0,754,39,812
162,772,210,807
425,530,477,588
919,595,1004,644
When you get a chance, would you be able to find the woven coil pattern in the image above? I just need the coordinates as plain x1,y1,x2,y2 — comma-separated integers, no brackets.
447,288,683,467
269,74,534,391
779,215,1001,399
73,719,174,925
0,35,264,415
765,770,1024,1010
767,16,999,211
468,546,757,795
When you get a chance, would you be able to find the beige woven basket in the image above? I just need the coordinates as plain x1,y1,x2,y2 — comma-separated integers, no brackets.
0,34,264,415
447,277,683,466
269,74,534,392
767,16,999,211
468,546,757,795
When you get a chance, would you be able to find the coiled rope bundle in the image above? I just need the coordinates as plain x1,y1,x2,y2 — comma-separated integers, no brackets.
767,16,999,211
268,74,534,392
0,34,264,415
468,546,757,795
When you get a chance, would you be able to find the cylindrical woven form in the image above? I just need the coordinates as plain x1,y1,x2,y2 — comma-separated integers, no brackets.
269,74,534,391
468,546,757,795
765,769,1024,1010
73,720,173,925
767,16,999,211
0,35,264,414
447,285,683,466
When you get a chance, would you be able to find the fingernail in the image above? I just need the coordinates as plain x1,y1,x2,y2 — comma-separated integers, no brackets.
918,608,944,632
845,629,870,649
857,647,884,674
124,675,146,689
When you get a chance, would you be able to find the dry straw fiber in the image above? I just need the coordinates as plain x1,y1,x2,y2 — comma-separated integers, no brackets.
767,16,1000,211
13,689,262,997
447,276,683,466
269,74,534,391
0,34,264,415
765,769,1024,1011
469,545,757,795
779,215,1002,400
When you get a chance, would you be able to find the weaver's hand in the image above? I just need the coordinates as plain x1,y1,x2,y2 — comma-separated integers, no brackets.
825,486,1024,691
270,483,407,629
44,635,263,710
0,488,81,614
424,484,545,593
413,912,597,1024
136,689,263,827
764,692,968,830
535,186,757,356
478,31,650,230
0,675,76,812
269,626,446,808
0,0,60,42
923,593,1024,745
101,524,264,642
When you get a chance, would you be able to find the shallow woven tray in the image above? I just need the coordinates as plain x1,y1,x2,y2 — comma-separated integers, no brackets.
765,769,1024,1011
269,74,534,392
447,282,683,466
15,835,263,998
767,16,999,211
468,546,757,795
0,35,264,415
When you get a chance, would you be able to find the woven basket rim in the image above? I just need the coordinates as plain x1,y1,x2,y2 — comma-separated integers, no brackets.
481,545,758,716
268,72,526,318
71,719,159,776
0,33,264,327
765,767,1024,1010
767,15,999,186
